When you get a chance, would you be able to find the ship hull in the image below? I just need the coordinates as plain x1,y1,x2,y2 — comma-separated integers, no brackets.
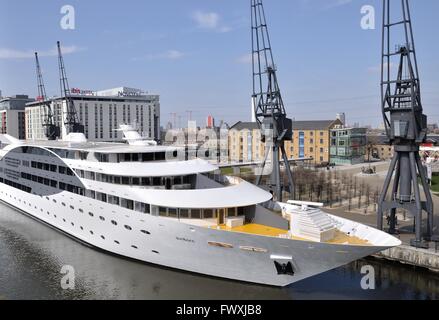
0,183,391,287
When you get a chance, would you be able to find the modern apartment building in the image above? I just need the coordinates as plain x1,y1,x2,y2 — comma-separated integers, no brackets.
330,127,367,165
0,95,34,139
25,87,160,142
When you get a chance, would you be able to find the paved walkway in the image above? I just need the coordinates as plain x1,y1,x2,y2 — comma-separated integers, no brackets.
323,160,439,249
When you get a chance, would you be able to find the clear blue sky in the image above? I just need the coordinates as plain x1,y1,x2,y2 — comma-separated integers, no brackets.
0,0,438,128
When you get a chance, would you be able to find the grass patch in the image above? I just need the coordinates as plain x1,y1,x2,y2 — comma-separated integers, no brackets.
220,167,253,175
431,175,439,193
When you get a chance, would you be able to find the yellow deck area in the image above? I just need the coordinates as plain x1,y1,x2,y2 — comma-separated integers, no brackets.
218,223,370,245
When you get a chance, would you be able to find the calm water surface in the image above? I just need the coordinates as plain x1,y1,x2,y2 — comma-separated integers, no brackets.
0,202,438,300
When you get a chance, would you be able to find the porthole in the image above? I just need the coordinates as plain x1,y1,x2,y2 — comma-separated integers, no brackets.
114,240,120,244
89,212,94,217
101,235,105,240
71,222,74,226
63,218,66,222
54,215,57,218
79,209,84,213
70,205,74,210
80,226,84,230
111,220,117,226
90,230,94,235
99,216,105,221
131,245,138,249
53,199,57,203
62,202,66,207
124,225,132,230
141,230,151,235
152,250,159,254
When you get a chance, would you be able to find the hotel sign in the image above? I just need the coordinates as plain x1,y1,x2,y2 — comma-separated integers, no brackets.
70,88,95,96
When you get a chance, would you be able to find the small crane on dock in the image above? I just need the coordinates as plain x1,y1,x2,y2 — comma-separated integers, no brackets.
251,0,294,202
35,52,60,140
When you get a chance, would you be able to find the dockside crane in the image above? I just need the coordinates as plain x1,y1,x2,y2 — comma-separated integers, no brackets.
35,52,60,140
377,0,434,248
251,0,294,202
57,41,84,134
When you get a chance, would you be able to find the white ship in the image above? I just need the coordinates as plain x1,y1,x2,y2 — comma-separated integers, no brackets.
0,126,401,287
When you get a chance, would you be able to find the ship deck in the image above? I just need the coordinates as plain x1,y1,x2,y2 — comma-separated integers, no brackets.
216,223,371,246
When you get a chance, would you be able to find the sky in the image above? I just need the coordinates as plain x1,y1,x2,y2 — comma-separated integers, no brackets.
0,0,438,128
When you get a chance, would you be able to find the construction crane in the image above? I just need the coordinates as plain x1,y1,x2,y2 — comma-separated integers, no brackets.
57,41,84,134
377,0,434,248
251,0,294,202
34,52,60,140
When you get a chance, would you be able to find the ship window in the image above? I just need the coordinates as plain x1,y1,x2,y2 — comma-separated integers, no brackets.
180,209,189,218
132,177,140,185
113,176,121,184
227,208,237,217
59,166,66,174
51,180,57,188
191,209,201,219
37,162,43,169
121,198,134,210
155,152,165,161
238,207,244,216
159,207,167,217
122,177,130,185
124,225,132,231
152,177,161,186
203,209,213,219
141,177,150,185
142,153,154,161
168,208,177,218
132,153,139,162
50,165,57,172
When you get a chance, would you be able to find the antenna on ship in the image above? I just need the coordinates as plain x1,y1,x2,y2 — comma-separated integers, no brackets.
35,52,60,140
57,41,84,135
377,0,434,248
251,0,294,202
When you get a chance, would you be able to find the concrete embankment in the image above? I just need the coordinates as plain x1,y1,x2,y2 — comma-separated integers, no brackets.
374,245,439,273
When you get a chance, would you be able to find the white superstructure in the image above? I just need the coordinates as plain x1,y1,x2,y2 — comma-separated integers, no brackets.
0,126,401,286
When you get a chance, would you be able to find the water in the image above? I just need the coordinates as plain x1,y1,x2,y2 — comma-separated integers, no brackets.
0,201,438,300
